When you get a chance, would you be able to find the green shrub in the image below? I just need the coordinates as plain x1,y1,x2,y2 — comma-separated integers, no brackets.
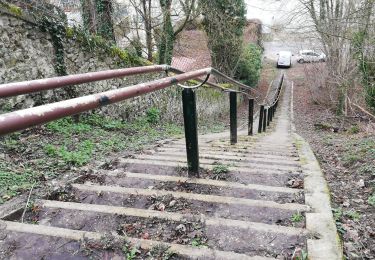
146,107,160,124
368,194,375,207
44,144,58,156
210,164,230,180
345,210,361,221
44,140,94,166
46,117,92,135
291,212,304,222
348,125,360,134
235,43,263,86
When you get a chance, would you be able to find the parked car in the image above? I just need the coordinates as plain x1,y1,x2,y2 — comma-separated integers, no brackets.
297,50,326,63
276,51,292,68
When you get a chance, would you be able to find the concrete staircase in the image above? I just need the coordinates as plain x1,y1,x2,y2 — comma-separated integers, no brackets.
0,78,341,259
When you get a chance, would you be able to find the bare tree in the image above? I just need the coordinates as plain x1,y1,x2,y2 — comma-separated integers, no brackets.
81,0,115,41
81,0,97,33
126,0,196,63
299,0,375,114
158,0,196,64
128,0,155,60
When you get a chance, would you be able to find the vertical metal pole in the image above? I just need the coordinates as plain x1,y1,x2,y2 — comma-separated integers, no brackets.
230,92,237,144
248,98,254,135
182,88,199,177
263,108,267,132
258,105,264,133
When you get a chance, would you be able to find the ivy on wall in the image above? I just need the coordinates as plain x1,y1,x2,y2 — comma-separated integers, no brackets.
1,1,151,100
95,0,114,41
158,0,174,65
36,12,79,99
65,26,150,67
80,0,115,42
353,31,375,111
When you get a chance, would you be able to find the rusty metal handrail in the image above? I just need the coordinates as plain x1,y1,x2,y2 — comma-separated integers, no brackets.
0,65,268,136
267,74,284,107
0,64,264,103
168,67,264,104
258,73,284,134
0,65,169,98
0,64,283,176
0,69,210,135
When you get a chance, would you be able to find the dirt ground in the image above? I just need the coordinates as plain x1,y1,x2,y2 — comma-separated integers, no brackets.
289,63,375,259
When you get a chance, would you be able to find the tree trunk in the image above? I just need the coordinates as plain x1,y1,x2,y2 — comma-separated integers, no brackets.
142,0,153,61
96,0,115,41
81,0,97,34
158,0,174,64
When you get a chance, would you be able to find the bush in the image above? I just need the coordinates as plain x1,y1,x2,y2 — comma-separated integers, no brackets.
235,43,263,86
146,107,160,124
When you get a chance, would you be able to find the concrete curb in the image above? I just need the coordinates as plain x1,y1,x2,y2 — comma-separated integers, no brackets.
289,79,343,259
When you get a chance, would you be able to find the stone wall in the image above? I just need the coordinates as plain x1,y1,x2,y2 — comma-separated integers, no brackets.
0,6,229,124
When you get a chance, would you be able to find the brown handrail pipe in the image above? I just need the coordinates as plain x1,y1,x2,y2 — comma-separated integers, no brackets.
0,64,262,103
169,67,258,102
0,68,210,135
0,65,169,98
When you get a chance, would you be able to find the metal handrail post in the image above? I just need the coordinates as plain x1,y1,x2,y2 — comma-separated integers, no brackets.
248,98,254,136
263,108,267,132
230,92,237,144
182,88,199,176
258,105,264,133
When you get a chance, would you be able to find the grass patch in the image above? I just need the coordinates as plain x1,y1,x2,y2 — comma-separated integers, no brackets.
44,140,94,166
348,124,360,134
210,163,230,180
0,110,233,204
46,117,92,135
291,212,304,223
368,194,375,207
344,210,361,221
342,153,361,166
146,107,161,124
332,208,346,235
0,113,184,204
122,243,138,260
342,138,375,167
191,237,207,248
149,244,176,259
0,162,40,204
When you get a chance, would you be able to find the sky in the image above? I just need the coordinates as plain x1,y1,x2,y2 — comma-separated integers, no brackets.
245,0,301,32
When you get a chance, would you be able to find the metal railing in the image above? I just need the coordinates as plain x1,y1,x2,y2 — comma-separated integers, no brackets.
257,74,284,134
0,65,284,176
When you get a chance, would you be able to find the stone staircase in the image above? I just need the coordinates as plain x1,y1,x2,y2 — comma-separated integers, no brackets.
0,78,341,259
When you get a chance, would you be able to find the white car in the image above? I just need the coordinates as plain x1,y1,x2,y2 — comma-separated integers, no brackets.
297,50,326,63
277,51,292,68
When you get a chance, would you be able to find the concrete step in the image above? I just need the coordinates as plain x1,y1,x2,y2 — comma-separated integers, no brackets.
0,220,270,260
152,149,299,161
134,154,301,169
147,150,301,166
72,184,309,212
91,171,304,204
163,142,296,152
108,171,300,193
155,146,298,157
119,158,301,175
39,200,306,236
